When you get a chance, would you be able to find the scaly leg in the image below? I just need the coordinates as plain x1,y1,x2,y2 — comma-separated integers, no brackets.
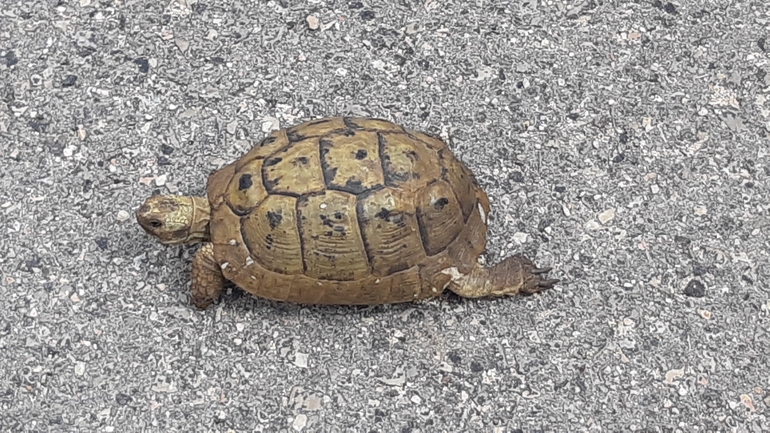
190,243,226,309
446,255,558,299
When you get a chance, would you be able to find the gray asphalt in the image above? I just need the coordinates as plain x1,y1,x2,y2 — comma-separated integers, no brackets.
1,0,769,431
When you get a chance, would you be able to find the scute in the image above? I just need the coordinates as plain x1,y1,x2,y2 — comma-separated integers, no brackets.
296,190,370,281
439,149,478,221
320,130,384,194
225,159,268,215
446,201,488,274
379,132,441,191
415,180,465,256
262,138,326,196
240,194,304,275
357,187,426,276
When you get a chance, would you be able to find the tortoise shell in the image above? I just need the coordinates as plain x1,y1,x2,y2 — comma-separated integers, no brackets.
205,117,491,304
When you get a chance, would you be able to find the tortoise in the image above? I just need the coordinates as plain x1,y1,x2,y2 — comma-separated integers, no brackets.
136,117,558,309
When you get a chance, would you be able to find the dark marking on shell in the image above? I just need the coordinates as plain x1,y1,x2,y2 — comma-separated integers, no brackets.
263,157,282,167
355,149,368,160
265,234,274,250
320,141,331,157
266,210,282,229
319,214,334,228
415,207,433,255
262,176,280,192
373,206,406,226
238,174,253,191
295,196,308,273
334,211,343,220
319,139,340,188
387,170,410,183
433,197,449,210
343,117,363,130
355,196,375,269
377,132,418,186
391,213,406,227
375,207,390,220
287,130,305,142
295,156,309,165
344,178,364,194
343,129,356,137
325,167,339,184
259,136,276,147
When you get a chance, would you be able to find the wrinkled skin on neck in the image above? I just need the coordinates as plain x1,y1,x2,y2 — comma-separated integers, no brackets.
135,195,210,244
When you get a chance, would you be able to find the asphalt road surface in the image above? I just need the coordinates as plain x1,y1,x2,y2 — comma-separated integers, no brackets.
1,0,768,431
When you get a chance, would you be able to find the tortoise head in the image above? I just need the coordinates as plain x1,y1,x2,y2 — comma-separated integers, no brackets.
136,195,211,245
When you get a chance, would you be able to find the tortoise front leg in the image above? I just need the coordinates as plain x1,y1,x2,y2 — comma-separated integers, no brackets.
190,243,226,309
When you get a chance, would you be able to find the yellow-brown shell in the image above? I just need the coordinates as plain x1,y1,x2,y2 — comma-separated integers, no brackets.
206,117,491,304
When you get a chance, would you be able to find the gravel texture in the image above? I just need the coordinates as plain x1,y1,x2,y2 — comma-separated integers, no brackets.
2,0,769,431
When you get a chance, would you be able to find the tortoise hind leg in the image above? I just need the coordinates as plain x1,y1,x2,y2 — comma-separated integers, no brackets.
190,243,226,309
445,255,558,299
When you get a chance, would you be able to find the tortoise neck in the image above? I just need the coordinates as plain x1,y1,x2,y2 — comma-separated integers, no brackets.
188,196,211,243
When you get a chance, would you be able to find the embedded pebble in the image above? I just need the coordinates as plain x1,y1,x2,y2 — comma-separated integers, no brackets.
155,174,167,186
665,368,684,384
262,117,279,132
77,124,87,140
306,15,319,30
116,210,130,221
294,352,308,368
598,208,615,224
740,394,756,412
175,37,190,53
512,232,528,244
292,414,307,431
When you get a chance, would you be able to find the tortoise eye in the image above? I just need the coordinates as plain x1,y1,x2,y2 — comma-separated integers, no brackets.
149,220,163,228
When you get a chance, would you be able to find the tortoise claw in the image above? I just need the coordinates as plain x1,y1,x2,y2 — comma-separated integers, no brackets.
531,266,553,275
538,278,560,288
520,277,560,295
